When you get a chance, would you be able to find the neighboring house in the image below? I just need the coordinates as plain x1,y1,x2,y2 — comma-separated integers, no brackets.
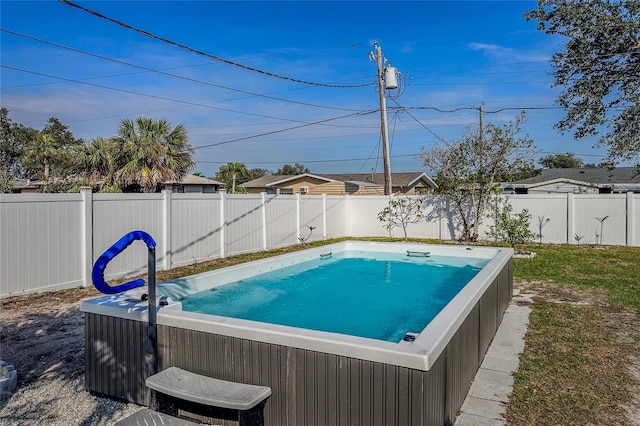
161,174,225,193
8,174,226,194
503,167,640,194
240,172,438,195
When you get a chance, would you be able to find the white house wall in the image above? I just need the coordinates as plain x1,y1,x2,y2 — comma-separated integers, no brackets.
528,182,597,194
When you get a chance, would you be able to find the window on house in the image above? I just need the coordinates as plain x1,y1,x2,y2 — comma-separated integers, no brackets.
279,188,294,195
299,186,308,194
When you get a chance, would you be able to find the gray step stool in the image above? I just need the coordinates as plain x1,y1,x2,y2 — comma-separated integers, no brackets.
117,367,272,426
116,408,197,425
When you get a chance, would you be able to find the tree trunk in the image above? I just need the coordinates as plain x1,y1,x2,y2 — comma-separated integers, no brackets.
43,160,50,192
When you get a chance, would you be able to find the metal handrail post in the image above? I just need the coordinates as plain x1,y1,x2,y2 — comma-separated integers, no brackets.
147,245,157,377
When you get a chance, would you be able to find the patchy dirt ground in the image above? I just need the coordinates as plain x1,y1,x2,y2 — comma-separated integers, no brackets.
0,287,138,425
508,281,640,426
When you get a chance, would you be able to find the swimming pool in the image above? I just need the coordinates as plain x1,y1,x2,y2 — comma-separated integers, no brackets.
177,250,488,342
82,241,513,425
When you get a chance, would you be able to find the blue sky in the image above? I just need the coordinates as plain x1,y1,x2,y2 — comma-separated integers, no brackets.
0,0,614,177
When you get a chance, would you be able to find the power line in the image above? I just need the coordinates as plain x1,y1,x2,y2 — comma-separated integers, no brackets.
0,28,366,113
3,62,379,149
390,104,629,114
196,153,420,165
190,110,378,151
395,105,561,113
194,150,609,167
58,0,375,89
2,64,373,127
390,101,450,145
409,81,555,86
409,69,550,79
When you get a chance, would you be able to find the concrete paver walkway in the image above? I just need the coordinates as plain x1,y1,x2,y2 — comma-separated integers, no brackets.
455,291,533,425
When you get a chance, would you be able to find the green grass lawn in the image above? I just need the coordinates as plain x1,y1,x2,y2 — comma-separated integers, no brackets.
513,244,640,310
507,243,640,425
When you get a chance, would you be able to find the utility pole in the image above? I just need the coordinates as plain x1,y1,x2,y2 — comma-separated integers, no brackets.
478,103,484,173
374,41,393,196
478,103,484,143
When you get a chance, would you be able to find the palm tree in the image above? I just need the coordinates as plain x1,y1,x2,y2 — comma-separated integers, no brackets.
215,162,252,193
79,137,119,192
24,133,58,191
112,117,194,192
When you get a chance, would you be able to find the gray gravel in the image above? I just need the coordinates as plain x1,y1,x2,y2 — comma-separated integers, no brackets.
0,374,139,425
0,288,142,425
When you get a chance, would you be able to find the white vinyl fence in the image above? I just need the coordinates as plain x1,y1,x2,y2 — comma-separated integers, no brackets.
1,190,638,297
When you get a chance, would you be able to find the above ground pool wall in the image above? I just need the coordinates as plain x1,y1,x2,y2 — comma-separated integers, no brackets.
84,257,512,426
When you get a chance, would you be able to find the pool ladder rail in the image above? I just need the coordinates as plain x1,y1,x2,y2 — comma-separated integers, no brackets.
401,332,420,344
406,251,430,257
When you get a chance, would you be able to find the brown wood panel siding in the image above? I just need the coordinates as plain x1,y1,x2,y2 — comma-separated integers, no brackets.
497,259,513,314
84,313,149,405
426,352,448,426
397,366,411,425
479,279,499,361
444,303,480,424
154,324,453,426
84,313,480,425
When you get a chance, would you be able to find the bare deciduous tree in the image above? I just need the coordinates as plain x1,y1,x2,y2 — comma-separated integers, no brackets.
419,112,537,241
377,196,425,242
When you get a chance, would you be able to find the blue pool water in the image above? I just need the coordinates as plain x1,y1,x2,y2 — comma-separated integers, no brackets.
179,251,488,342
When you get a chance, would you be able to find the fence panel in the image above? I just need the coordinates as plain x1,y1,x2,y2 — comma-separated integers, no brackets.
2,191,639,297
92,193,165,280
0,194,84,296
171,194,222,267
347,196,389,237
405,196,444,240
224,194,264,256
325,196,348,238
507,194,569,244
572,194,628,245
265,196,298,248
299,196,325,243
633,194,640,247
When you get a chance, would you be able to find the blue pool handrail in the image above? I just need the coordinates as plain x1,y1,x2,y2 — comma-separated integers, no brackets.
91,230,156,294
91,230,159,376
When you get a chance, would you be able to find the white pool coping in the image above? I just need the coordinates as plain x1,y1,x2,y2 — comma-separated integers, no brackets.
81,241,513,371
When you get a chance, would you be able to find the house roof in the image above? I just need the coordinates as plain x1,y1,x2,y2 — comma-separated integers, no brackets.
509,167,640,187
320,172,437,188
240,174,335,188
10,178,41,190
163,174,225,185
241,172,437,189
